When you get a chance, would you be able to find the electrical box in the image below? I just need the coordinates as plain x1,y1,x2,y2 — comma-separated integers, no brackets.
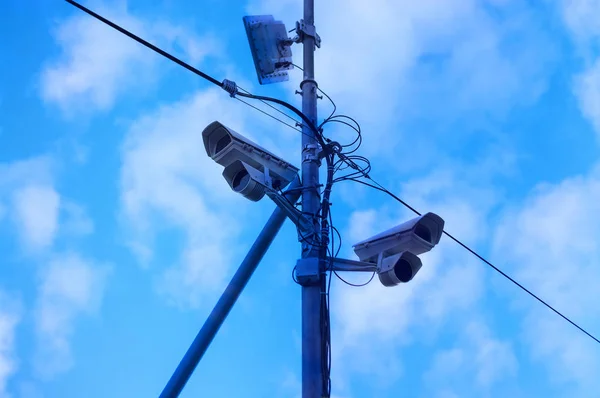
243,15,293,85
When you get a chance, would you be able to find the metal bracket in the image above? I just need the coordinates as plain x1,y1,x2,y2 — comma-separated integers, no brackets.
296,257,377,286
280,34,301,45
239,165,315,237
296,19,321,48
264,188,314,237
327,257,378,273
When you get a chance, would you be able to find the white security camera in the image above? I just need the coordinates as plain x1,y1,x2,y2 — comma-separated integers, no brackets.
352,212,444,262
352,212,445,286
202,121,299,201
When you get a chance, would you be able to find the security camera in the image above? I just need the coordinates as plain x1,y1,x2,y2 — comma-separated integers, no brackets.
352,212,444,262
377,251,422,287
202,121,299,201
352,212,444,286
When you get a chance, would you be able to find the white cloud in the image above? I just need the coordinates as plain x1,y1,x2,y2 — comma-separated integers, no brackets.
494,163,600,396
561,0,600,46
41,3,220,115
0,155,96,248
424,321,518,393
41,6,151,113
345,209,379,248
0,291,21,398
34,253,111,379
248,0,553,161
12,185,60,252
560,0,600,139
330,164,498,395
575,58,600,139
0,157,60,252
0,157,54,189
61,201,94,237
120,87,261,307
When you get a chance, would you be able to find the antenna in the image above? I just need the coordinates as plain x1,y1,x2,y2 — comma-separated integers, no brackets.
243,15,295,85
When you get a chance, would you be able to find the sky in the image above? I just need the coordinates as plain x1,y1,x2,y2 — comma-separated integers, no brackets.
1,0,600,397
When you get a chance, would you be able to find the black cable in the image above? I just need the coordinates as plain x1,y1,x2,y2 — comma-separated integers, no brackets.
322,107,600,345
236,90,327,150
442,229,600,344
234,97,303,133
328,218,375,287
237,86,302,126
344,175,600,345
291,63,337,143
321,116,362,153
65,0,331,154
333,269,376,287
294,76,336,398
318,88,336,126
330,225,342,258
65,0,222,87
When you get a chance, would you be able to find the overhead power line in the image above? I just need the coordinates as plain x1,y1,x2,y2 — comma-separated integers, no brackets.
347,177,600,345
234,96,303,133
64,0,325,143
65,0,600,356
65,0,318,141
65,0,222,86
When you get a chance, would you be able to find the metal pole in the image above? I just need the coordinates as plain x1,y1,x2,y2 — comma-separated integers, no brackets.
300,0,323,396
159,179,302,398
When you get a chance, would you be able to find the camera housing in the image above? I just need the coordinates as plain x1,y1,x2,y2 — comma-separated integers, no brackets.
352,212,444,262
352,212,444,287
377,251,423,287
202,121,299,201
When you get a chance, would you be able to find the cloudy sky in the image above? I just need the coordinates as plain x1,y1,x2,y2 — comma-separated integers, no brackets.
2,0,600,397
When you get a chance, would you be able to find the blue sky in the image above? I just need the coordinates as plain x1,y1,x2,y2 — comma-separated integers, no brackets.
1,0,600,397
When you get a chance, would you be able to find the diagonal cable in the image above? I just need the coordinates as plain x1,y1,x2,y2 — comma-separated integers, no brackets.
347,176,600,345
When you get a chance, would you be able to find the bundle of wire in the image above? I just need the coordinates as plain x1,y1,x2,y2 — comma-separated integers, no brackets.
280,81,373,397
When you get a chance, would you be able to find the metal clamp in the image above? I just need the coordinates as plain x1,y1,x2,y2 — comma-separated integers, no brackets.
296,19,321,48
303,143,322,165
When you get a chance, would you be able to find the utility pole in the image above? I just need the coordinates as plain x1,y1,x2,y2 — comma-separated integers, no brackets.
299,0,324,396
68,2,449,398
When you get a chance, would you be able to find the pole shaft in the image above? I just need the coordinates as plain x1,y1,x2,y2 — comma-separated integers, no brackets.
300,0,323,397
159,180,302,398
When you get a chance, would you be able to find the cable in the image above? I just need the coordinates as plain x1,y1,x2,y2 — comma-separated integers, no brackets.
442,229,600,344
344,175,600,345
234,97,303,133
70,0,595,390
317,100,600,345
65,0,331,153
322,116,363,154
290,77,335,398
318,88,336,125
65,0,221,87
237,86,302,126
333,269,376,287
68,0,324,149
328,220,375,287
65,3,336,394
